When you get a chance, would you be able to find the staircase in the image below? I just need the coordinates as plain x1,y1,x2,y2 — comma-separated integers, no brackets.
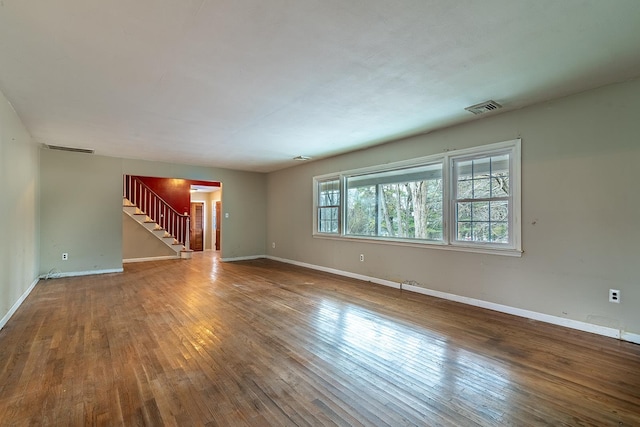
122,175,192,258
122,198,185,254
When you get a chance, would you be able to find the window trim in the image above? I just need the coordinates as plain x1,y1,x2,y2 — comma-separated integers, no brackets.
312,139,522,256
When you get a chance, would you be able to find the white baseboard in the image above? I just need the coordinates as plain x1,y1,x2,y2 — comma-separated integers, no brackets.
267,255,400,289
221,255,266,262
39,268,124,279
622,331,640,344
123,255,179,263
0,276,39,331
265,255,638,345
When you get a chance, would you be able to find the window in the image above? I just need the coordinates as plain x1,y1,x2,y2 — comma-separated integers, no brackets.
313,139,521,256
345,163,443,241
317,178,340,233
453,153,510,244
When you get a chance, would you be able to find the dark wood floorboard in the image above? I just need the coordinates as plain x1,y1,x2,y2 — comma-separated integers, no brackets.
0,252,639,426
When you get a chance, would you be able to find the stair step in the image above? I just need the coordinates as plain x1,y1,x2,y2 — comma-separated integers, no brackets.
123,206,140,215
171,243,185,253
143,221,158,230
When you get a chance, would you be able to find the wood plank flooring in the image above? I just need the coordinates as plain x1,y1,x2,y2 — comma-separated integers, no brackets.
1,253,639,426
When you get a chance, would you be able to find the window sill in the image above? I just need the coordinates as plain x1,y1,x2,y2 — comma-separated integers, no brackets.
312,233,523,257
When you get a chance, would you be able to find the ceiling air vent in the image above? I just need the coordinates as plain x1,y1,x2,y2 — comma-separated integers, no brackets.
45,144,95,154
465,100,502,115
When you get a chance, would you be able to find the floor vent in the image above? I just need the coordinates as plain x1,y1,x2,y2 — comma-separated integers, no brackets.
465,100,502,115
45,144,95,154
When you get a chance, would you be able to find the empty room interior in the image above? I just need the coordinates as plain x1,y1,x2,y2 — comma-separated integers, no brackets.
1,1,640,425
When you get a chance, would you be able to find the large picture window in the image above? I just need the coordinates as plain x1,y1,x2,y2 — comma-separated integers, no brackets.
313,139,521,256
345,163,443,241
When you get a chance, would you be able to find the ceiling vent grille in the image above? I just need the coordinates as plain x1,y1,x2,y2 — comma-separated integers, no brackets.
45,144,95,154
465,100,502,115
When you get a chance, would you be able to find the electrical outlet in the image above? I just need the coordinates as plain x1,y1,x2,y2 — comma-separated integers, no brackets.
359,254,364,262
609,289,620,303
272,242,276,249
62,253,68,261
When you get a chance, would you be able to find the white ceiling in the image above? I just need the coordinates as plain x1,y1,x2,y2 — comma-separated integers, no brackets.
1,1,639,172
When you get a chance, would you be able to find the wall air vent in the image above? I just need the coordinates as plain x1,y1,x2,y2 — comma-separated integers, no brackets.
465,100,502,115
45,144,95,154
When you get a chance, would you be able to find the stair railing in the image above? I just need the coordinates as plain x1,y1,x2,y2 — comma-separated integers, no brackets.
123,175,189,246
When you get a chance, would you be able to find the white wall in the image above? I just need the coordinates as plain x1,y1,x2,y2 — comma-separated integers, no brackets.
266,79,640,340
0,89,40,328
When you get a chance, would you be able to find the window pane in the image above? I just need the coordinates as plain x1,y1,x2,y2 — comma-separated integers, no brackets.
457,222,472,241
473,178,491,198
318,207,338,233
457,202,471,221
490,223,508,243
472,222,490,242
456,159,473,199
490,201,508,221
472,201,489,221
490,154,510,176
319,179,339,207
346,163,443,240
491,175,509,197
457,178,473,199
472,157,491,179
346,186,376,236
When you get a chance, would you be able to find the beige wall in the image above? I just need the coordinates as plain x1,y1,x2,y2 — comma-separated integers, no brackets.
39,154,266,275
122,212,177,260
40,149,124,275
266,79,640,338
0,89,40,326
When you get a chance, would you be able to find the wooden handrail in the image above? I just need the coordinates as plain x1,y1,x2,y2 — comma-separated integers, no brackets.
123,175,189,246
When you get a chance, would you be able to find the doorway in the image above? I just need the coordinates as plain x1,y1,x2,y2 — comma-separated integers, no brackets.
190,202,204,251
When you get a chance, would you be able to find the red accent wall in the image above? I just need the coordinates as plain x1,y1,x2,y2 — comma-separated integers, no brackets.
134,176,219,214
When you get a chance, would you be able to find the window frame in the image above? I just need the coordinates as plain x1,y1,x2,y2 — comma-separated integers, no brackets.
314,176,341,235
312,139,522,256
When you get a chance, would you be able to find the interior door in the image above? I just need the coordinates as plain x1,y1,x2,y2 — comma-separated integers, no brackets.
215,201,221,251
190,202,204,251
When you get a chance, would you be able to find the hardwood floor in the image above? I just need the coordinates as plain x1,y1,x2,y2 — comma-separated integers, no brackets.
1,253,639,426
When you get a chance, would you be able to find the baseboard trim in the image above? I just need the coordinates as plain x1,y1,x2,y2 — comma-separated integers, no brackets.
39,268,124,279
266,255,637,344
0,276,40,331
266,256,400,289
221,255,266,262
123,256,179,263
622,332,640,345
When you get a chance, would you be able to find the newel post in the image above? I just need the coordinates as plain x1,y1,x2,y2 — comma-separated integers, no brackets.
185,214,191,251
181,213,193,259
